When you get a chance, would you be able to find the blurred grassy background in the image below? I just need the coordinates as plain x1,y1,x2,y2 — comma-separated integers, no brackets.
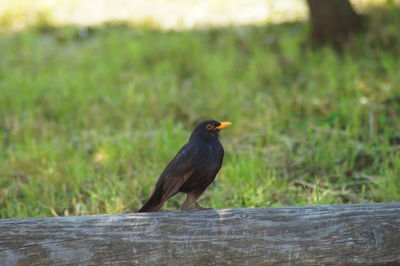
0,1,399,218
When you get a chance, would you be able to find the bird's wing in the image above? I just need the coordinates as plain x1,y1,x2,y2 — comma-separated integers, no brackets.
138,143,197,212
158,143,197,196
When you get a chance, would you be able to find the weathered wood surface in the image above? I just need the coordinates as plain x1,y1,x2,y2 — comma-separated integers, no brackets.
1,203,400,265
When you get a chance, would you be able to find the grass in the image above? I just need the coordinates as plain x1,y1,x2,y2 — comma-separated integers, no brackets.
1,7,400,218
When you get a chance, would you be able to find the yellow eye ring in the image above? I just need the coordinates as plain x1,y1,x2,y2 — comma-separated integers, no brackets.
206,124,214,130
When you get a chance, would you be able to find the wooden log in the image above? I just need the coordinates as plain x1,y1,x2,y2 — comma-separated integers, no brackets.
1,203,400,265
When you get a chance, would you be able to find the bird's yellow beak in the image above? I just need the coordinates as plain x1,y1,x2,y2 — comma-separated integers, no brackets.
215,121,232,130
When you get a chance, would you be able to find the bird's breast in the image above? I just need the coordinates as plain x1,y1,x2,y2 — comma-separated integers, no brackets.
194,141,223,171
179,140,224,193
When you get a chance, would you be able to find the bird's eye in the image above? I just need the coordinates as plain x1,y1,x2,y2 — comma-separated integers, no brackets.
205,124,214,130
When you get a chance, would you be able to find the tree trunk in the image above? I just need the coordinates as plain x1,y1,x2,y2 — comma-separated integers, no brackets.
1,203,400,265
306,0,362,44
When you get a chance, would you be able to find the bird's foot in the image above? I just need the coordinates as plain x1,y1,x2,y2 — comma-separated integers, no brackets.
188,202,213,211
188,206,213,211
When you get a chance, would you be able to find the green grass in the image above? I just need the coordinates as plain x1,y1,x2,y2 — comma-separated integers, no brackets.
1,8,400,218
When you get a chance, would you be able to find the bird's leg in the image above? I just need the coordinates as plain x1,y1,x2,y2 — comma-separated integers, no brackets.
181,191,213,211
181,193,197,211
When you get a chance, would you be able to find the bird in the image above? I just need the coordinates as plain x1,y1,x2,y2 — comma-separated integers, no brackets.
138,120,232,212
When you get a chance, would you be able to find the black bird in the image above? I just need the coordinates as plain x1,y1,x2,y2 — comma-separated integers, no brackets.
138,120,232,212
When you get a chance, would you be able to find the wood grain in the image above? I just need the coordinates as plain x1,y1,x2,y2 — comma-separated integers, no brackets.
1,203,400,265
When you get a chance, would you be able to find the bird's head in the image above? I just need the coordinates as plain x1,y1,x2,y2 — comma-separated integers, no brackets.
190,120,232,142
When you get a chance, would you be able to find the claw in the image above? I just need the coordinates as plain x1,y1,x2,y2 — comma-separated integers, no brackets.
189,202,213,211
188,206,213,211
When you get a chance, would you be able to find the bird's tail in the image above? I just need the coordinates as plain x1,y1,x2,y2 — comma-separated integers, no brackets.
138,185,164,212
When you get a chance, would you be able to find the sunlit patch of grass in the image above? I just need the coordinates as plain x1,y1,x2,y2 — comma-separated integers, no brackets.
1,6,400,218
1,0,397,31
